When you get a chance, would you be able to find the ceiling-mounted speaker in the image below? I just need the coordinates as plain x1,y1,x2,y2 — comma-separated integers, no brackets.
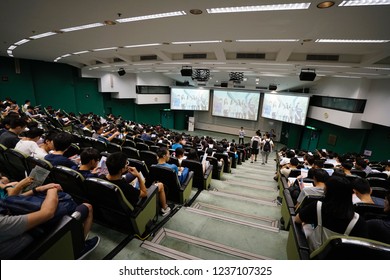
221,82,228,88
181,68,193,76
299,70,316,81
269,84,277,91
118,68,126,76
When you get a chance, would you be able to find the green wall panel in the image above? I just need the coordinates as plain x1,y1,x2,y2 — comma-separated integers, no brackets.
364,124,390,161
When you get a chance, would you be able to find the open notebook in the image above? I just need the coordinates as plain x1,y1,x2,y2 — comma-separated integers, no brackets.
24,165,51,192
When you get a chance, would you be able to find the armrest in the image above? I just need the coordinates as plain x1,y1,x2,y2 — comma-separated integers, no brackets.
181,171,194,190
290,216,310,259
134,184,158,216
204,165,213,180
15,215,84,260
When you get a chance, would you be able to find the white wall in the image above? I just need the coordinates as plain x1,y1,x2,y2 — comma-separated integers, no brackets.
135,94,170,104
361,79,390,127
311,77,371,99
136,72,175,86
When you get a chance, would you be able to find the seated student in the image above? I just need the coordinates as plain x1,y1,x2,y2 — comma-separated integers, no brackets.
77,148,100,178
44,132,78,169
0,117,28,148
366,192,390,244
307,159,324,179
295,168,330,208
187,148,210,174
0,183,99,259
340,161,354,176
280,157,300,178
174,147,186,166
34,131,57,160
295,175,368,251
103,152,171,216
14,127,45,157
354,158,376,176
171,135,183,150
382,163,390,178
352,176,385,206
92,123,120,145
157,147,189,185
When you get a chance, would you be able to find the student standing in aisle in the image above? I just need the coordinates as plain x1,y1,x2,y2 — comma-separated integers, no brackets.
238,127,245,145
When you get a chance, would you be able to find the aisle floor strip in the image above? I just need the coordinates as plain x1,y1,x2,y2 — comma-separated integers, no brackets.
209,188,278,205
143,228,272,260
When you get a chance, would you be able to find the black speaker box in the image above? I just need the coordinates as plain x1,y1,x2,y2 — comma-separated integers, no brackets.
118,69,126,76
299,72,316,81
181,69,193,77
268,85,277,91
221,82,228,88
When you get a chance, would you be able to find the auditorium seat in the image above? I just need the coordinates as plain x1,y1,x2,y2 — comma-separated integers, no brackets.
122,146,141,160
351,169,367,178
4,148,29,181
84,178,159,236
207,156,224,180
213,152,231,173
139,150,158,169
181,158,213,190
147,165,194,204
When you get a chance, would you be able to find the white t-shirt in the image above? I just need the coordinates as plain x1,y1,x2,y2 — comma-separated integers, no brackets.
15,140,47,158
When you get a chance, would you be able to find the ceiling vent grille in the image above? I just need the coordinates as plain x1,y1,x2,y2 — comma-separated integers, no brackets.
183,53,207,59
236,53,265,59
113,57,125,62
140,55,158,61
306,54,339,61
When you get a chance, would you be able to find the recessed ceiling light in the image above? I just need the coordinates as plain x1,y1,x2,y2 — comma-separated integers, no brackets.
236,39,299,42
172,40,222,44
124,43,162,48
116,11,186,23
73,50,90,55
316,39,390,43
60,23,105,32
206,3,311,13
339,0,390,6
317,1,335,8
190,9,203,15
92,47,118,51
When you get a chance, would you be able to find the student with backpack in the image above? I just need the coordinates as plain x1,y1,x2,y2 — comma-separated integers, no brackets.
250,130,261,163
261,133,274,165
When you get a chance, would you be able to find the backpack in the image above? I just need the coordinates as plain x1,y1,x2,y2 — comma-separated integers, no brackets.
263,140,271,152
251,137,259,149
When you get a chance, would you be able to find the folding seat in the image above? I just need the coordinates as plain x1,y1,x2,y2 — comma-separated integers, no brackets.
110,137,124,146
136,142,149,151
122,146,141,160
206,156,224,180
139,150,158,169
26,156,53,184
367,172,388,179
127,158,149,178
354,203,386,220
367,177,390,198
50,166,88,204
144,140,155,147
350,169,367,178
123,139,136,148
84,177,159,236
147,165,194,204
4,148,29,181
181,159,213,190
82,129,93,137
149,145,159,153
288,169,301,178
106,142,122,154
63,143,80,158
213,152,231,173
167,156,179,167
134,137,144,144
90,139,107,153
227,151,237,168
0,144,11,178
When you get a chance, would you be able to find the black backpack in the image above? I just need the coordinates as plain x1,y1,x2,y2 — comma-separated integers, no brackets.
251,137,260,149
263,140,271,152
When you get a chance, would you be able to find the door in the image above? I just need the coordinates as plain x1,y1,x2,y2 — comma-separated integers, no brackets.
160,110,174,129
300,127,320,151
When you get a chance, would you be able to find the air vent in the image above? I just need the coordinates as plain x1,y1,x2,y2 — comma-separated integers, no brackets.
256,86,268,90
234,85,245,88
236,53,265,59
183,53,207,59
306,54,339,61
95,60,103,64
113,57,125,62
140,55,158,61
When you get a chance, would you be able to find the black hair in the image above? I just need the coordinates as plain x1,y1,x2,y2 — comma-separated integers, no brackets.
175,147,185,157
80,148,100,165
157,147,169,158
323,175,354,219
342,161,353,170
106,152,127,175
9,118,27,129
52,132,73,151
187,149,200,161
313,168,330,183
24,127,44,139
352,177,371,195
290,157,300,167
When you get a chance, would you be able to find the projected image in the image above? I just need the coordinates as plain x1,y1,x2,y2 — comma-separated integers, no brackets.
262,93,310,126
212,90,260,121
170,88,210,111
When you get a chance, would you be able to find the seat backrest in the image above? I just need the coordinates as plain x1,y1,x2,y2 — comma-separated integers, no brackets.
84,177,136,232
127,158,149,178
149,145,159,153
367,172,388,179
0,144,11,177
354,203,386,220
50,166,87,203
91,139,107,153
122,146,140,160
4,148,29,181
26,156,53,175
136,142,150,151
288,169,301,178
123,139,136,148
213,152,230,173
63,143,80,158
144,140,155,146
227,151,237,168
181,159,204,190
367,177,390,190
168,156,179,167
107,142,122,153
139,150,158,168
351,169,367,178
147,164,181,202
207,156,223,180
310,235,390,260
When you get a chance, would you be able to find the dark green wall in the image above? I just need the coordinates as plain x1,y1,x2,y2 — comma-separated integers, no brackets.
364,124,390,161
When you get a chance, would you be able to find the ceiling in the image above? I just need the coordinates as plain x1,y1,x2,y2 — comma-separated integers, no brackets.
1,0,390,91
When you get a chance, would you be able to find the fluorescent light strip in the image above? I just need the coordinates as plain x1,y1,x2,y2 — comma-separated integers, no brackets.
306,64,351,68
61,54,71,58
339,0,390,6
14,39,30,46
162,62,191,65
30,32,57,39
73,50,90,55
207,3,310,13
93,47,118,51
364,67,390,71
316,39,390,43
60,23,105,32
237,39,299,42
172,40,222,44
124,43,161,48
332,75,360,78
8,45,17,51
7,50,13,57
116,11,186,23
54,57,62,62
345,72,380,75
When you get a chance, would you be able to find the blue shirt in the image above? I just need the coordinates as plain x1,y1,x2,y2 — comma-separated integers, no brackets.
45,154,78,169
171,143,183,150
